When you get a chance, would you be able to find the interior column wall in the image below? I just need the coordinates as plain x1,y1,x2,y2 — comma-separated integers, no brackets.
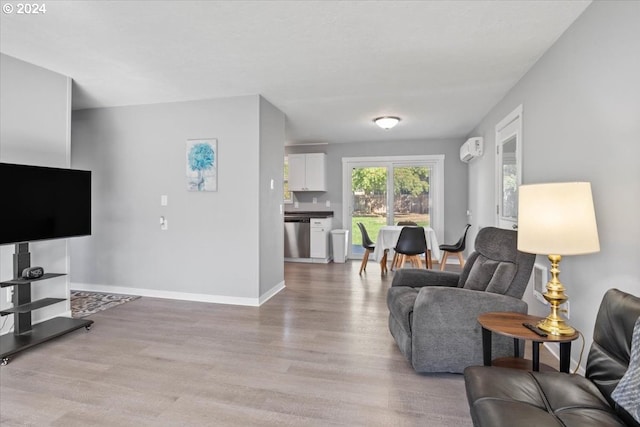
0,54,73,334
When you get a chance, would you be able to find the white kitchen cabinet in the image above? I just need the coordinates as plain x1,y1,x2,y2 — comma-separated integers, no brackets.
310,217,332,259
288,153,326,191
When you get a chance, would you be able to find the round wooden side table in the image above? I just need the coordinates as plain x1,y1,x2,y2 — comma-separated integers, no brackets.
478,311,580,373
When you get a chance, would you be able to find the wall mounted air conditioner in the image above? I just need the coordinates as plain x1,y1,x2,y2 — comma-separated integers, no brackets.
460,137,484,163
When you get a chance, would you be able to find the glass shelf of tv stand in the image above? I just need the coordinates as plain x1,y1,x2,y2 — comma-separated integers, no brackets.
0,273,66,288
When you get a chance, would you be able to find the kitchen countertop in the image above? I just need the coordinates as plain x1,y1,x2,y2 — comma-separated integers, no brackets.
284,211,334,218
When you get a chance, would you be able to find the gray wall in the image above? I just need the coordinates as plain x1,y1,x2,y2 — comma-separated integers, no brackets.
71,95,285,303
0,54,73,334
467,0,640,366
259,97,285,296
286,138,468,246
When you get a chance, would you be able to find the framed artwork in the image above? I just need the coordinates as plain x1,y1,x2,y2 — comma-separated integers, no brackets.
186,138,217,192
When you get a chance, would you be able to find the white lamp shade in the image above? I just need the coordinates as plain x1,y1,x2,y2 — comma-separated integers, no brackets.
517,182,600,255
374,116,400,130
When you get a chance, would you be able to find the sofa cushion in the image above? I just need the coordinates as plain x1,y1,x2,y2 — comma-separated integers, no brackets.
612,316,640,424
465,366,627,427
463,255,516,294
387,286,419,335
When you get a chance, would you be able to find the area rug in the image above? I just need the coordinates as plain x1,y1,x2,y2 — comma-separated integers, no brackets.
71,291,140,318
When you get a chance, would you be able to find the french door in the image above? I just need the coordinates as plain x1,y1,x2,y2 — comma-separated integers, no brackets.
495,105,523,231
342,156,444,259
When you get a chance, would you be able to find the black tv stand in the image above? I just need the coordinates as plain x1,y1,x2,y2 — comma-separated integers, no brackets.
0,243,93,365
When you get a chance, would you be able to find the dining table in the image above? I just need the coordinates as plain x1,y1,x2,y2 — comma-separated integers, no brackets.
371,225,441,273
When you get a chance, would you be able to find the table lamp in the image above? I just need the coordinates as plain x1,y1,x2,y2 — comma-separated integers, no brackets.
517,182,600,336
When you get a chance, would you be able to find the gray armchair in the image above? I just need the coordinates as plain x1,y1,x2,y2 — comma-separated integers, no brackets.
387,226,536,373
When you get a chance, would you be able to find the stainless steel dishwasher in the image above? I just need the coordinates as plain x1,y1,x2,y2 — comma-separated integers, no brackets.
284,216,310,258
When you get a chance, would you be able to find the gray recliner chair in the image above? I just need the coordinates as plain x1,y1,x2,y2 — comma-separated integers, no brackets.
387,226,536,373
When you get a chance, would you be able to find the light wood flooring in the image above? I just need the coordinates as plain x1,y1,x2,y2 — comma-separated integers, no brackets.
0,261,550,426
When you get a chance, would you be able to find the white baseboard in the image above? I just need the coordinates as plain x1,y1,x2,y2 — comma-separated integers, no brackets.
284,257,332,264
542,341,586,375
259,281,286,305
71,282,285,307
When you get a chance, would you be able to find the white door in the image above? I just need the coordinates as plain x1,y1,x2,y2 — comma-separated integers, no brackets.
495,105,523,231
342,156,444,259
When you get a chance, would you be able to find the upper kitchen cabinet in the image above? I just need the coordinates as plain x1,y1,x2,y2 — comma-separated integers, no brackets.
288,153,326,191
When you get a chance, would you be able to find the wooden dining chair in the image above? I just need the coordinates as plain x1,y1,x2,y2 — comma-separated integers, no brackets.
439,224,471,271
393,227,429,270
392,222,417,269
356,222,376,275
391,225,433,270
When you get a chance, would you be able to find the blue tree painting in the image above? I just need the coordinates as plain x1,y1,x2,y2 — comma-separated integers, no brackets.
186,139,217,191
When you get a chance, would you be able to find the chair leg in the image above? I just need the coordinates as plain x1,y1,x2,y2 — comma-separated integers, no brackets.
456,252,465,269
390,252,398,271
359,250,370,275
415,256,422,268
380,250,388,274
440,251,450,271
427,249,432,269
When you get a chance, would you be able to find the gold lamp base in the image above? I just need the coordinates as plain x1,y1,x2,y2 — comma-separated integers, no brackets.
537,315,576,336
538,254,575,336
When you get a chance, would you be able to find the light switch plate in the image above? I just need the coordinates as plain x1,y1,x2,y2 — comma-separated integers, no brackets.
161,195,168,206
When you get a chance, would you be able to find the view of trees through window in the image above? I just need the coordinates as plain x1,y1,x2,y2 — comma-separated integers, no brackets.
283,156,291,202
351,166,430,248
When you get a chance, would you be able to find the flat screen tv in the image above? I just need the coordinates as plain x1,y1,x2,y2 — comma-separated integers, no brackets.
0,163,91,245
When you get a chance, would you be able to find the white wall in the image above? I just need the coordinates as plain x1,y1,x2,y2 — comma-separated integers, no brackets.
0,54,73,335
71,95,285,305
258,97,285,298
467,1,640,367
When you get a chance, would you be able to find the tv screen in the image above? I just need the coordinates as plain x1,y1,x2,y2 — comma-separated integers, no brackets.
0,163,91,245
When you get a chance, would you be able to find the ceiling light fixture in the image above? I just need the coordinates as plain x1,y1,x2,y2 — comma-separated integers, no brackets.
374,116,401,130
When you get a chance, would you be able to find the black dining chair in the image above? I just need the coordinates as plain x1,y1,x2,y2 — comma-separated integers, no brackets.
392,223,413,270
356,222,377,275
439,224,471,271
393,226,428,270
391,224,433,269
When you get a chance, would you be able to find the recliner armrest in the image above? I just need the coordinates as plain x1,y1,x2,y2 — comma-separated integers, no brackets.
390,268,460,288
409,286,528,373
414,286,527,316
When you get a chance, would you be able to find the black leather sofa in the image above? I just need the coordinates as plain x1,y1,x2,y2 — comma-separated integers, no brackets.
464,288,640,427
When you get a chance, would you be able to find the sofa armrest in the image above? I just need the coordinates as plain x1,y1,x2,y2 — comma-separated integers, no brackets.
390,268,460,288
410,286,528,373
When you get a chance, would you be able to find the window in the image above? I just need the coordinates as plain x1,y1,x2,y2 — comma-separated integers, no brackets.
342,155,444,258
283,156,292,203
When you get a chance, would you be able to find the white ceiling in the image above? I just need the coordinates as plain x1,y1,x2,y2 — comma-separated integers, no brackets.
0,1,590,145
